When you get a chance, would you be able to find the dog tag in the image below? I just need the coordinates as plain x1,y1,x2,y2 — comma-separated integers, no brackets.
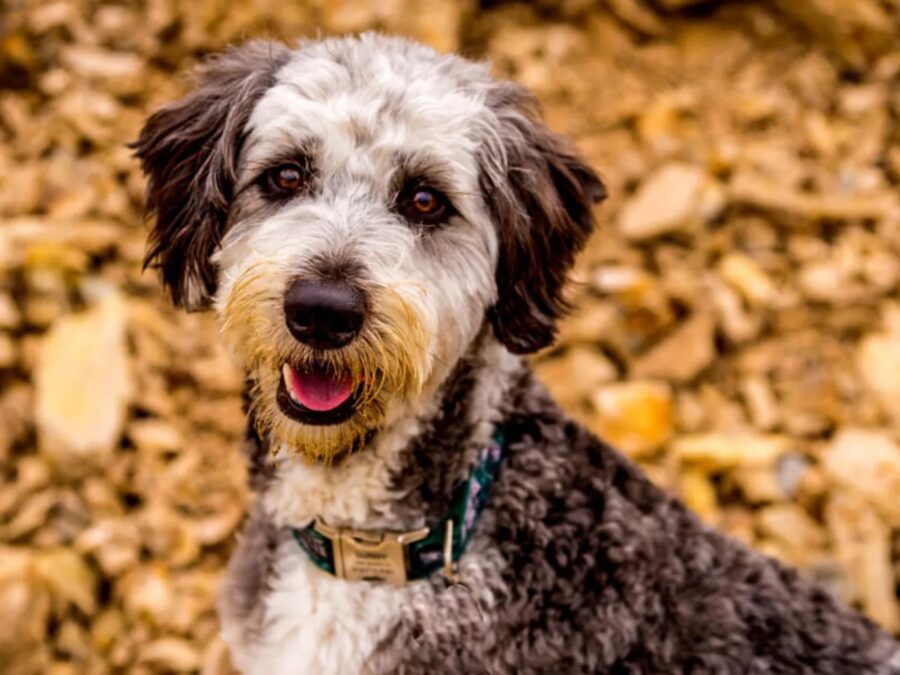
315,520,429,585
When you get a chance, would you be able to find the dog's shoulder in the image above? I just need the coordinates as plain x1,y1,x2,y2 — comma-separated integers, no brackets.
377,374,899,674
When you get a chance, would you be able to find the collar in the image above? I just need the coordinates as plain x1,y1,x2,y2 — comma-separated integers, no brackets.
291,430,504,584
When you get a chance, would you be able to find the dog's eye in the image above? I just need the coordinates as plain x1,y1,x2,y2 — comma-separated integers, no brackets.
399,186,452,226
261,163,308,196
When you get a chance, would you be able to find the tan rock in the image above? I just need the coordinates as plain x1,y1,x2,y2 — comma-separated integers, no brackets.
672,432,790,470
0,333,16,369
556,303,618,345
632,312,715,383
0,292,21,329
591,380,673,458
757,504,826,556
821,429,900,525
0,548,50,671
35,291,132,470
857,332,900,421
729,171,896,221
731,466,783,503
709,280,762,344
32,548,96,615
618,163,707,240
826,493,898,632
75,519,141,577
678,469,719,524
535,347,617,411
127,419,184,454
718,253,777,307
138,637,202,672
740,375,780,431
772,0,895,69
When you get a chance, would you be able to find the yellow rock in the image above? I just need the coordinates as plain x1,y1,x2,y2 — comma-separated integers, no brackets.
672,432,790,470
35,290,132,470
826,493,898,633
821,428,900,525
757,504,827,566
32,548,96,615
632,312,716,383
718,252,777,308
591,380,673,458
535,346,617,411
857,332,900,421
618,163,708,240
678,469,719,523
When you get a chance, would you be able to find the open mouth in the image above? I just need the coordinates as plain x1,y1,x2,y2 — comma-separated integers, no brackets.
277,363,359,426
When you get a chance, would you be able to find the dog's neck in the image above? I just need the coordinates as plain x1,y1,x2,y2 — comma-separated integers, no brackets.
249,335,524,531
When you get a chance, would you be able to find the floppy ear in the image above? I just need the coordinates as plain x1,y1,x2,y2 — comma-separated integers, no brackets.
480,82,606,354
133,41,290,310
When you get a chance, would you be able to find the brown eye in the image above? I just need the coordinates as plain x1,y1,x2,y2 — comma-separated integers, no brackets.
399,185,452,226
412,189,439,214
260,162,309,197
272,164,303,191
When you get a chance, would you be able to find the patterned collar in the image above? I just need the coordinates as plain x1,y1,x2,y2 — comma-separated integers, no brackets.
291,430,504,584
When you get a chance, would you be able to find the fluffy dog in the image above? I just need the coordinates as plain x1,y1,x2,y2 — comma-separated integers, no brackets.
135,34,899,675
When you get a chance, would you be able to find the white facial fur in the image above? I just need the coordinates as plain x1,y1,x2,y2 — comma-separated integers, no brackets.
212,35,505,465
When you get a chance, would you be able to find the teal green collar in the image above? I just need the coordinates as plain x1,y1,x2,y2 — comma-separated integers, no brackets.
291,430,504,584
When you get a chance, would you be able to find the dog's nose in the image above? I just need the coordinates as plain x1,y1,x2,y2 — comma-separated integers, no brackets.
283,279,366,349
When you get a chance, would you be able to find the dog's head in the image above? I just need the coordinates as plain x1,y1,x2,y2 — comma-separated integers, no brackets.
135,35,605,462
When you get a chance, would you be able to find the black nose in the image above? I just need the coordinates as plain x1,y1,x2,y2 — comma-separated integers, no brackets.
283,279,366,349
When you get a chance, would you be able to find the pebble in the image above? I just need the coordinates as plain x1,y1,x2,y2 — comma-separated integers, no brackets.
618,163,708,240
718,253,777,307
821,428,900,524
632,312,715,383
857,331,900,421
590,380,673,458
34,291,132,471
672,432,790,469
535,346,617,411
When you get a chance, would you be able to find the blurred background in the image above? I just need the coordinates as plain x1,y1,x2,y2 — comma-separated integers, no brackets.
1,0,899,672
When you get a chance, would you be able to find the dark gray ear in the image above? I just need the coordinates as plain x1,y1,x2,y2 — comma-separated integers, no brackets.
132,41,290,309
480,82,606,354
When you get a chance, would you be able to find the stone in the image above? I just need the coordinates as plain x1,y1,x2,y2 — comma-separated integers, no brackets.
0,547,50,672
672,432,791,470
0,333,16,369
618,163,707,240
0,292,21,329
127,419,183,454
138,638,202,672
535,347,617,411
632,312,715,383
556,303,618,345
32,548,96,616
718,253,777,308
34,290,132,470
740,375,780,431
678,469,719,523
729,171,896,222
772,0,895,69
826,493,898,632
821,429,900,524
857,331,900,422
757,504,826,556
590,380,674,458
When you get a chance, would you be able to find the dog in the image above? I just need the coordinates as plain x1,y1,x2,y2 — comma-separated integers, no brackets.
134,34,900,675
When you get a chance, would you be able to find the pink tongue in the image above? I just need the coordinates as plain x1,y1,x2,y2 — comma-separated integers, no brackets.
288,367,354,412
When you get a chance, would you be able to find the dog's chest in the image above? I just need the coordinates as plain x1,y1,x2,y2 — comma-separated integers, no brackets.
232,541,425,675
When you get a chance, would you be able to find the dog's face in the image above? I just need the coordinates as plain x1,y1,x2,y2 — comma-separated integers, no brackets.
135,35,604,462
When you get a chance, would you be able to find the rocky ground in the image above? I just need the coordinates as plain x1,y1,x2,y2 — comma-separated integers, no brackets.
1,0,899,672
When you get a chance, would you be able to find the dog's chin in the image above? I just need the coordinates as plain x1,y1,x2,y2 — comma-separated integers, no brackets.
276,363,360,426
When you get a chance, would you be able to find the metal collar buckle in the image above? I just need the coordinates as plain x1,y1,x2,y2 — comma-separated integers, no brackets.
314,518,429,584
